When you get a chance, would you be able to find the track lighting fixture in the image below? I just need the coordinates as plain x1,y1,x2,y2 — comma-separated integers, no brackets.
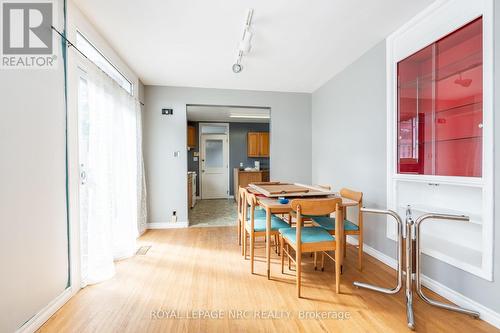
232,9,254,73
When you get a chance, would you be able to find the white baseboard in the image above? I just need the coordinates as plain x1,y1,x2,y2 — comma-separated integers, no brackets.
420,275,500,329
346,236,500,329
16,287,74,333
147,221,189,229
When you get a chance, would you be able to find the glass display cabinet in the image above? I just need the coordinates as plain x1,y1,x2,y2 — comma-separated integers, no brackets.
387,0,493,281
397,18,483,177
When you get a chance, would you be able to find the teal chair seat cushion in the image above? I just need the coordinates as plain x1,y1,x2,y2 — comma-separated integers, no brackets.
246,215,290,232
279,226,335,244
247,207,267,219
312,217,359,232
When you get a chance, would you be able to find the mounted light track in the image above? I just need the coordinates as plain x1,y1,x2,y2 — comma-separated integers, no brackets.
232,8,254,73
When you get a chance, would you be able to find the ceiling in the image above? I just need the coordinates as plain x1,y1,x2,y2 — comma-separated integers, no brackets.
73,0,435,93
187,105,270,123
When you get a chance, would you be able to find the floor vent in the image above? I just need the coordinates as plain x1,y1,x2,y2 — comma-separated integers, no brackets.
136,245,151,255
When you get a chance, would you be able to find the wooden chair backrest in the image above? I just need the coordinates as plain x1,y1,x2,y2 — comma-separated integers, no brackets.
245,192,258,229
339,188,362,203
237,186,247,217
339,187,363,230
246,191,257,207
289,197,341,216
289,197,342,248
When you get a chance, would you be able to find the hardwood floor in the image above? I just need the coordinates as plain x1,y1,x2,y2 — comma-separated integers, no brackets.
39,227,498,333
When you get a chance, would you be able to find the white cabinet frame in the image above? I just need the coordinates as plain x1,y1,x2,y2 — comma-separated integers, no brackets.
385,0,494,280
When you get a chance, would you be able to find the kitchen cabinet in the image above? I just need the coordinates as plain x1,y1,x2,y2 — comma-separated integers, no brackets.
187,125,197,149
233,168,269,201
247,132,269,157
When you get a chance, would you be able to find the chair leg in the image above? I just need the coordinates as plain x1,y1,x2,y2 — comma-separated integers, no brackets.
243,229,247,258
314,252,317,270
358,233,363,271
250,232,255,274
335,244,341,294
296,248,302,298
321,252,325,271
287,244,291,270
238,219,241,246
280,236,284,274
344,234,347,258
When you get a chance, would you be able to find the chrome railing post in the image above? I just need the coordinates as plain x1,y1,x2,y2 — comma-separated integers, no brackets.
414,213,479,319
353,208,403,294
405,206,415,330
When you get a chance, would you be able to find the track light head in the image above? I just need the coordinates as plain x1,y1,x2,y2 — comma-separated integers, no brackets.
232,63,243,73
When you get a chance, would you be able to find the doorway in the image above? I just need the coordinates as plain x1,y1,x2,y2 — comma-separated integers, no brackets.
186,105,271,227
200,130,229,199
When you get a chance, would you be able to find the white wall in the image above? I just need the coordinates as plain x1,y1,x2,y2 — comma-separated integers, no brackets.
0,1,68,332
144,86,311,224
311,11,500,315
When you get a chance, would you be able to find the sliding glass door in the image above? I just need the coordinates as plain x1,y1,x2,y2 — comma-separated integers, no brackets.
77,62,142,286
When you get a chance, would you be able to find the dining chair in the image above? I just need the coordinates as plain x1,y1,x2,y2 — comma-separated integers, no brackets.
243,191,290,273
237,186,246,248
279,197,343,296
311,188,364,270
286,184,332,226
238,187,268,255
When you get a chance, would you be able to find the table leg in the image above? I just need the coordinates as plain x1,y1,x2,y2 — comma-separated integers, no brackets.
339,207,345,273
266,207,271,279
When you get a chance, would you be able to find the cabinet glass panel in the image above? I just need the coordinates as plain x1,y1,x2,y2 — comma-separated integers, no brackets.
397,17,482,177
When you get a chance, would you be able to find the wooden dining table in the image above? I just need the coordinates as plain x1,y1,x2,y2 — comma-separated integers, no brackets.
248,183,358,279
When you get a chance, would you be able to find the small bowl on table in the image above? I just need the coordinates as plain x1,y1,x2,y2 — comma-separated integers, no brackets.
278,197,289,204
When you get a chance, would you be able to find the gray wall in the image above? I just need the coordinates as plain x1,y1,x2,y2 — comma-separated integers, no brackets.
144,86,311,223
312,40,396,259
0,1,69,331
311,10,500,314
187,121,270,196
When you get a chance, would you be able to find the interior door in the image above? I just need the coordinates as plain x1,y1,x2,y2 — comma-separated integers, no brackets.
201,134,229,199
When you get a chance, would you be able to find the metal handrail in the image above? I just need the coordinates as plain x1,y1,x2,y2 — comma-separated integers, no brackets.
414,213,480,318
353,208,403,294
405,213,415,330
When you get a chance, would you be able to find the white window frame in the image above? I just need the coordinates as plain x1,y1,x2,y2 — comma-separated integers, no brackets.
75,30,133,95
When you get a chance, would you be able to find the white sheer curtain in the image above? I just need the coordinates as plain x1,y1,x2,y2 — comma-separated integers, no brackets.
79,61,146,286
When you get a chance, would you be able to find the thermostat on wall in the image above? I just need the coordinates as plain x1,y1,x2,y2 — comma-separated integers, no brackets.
162,108,173,115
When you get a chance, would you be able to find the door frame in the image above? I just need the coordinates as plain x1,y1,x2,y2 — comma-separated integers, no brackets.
198,123,230,199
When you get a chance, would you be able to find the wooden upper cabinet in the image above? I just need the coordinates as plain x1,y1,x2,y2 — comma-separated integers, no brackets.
247,132,260,157
259,132,269,157
187,125,197,148
247,132,269,157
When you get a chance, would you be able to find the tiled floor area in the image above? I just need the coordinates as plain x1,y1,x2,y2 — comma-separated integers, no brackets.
189,199,237,227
